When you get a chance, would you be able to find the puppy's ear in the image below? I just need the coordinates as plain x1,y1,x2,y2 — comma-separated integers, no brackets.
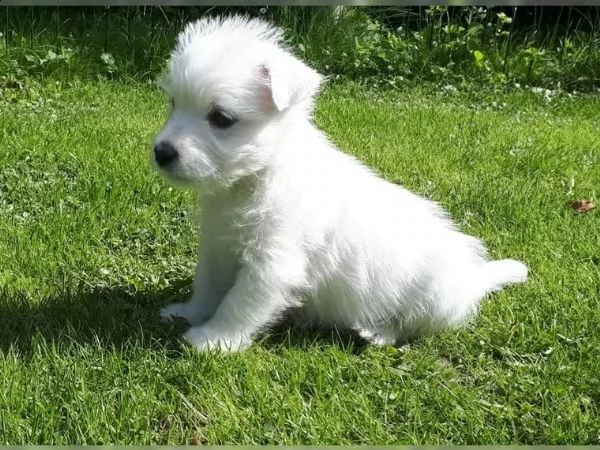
260,53,323,112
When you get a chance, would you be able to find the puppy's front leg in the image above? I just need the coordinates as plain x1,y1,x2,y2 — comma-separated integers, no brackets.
161,243,238,326
184,260,299,352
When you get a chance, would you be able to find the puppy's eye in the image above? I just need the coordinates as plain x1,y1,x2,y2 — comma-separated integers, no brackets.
207,109,237,129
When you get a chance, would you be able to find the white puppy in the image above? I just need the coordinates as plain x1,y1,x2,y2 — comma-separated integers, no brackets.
152,15,528,352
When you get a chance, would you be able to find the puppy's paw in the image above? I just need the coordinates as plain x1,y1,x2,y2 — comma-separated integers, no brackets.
160,301,198,324
356,327,397,347
184,326,251,353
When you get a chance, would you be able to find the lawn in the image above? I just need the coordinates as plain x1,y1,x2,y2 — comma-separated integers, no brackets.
0,79,598,444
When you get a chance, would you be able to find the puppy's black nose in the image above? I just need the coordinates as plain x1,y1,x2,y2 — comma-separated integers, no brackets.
154,142,178,167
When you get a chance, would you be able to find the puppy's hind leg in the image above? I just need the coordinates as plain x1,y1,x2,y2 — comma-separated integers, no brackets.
356,326,398,347
356,317,437,347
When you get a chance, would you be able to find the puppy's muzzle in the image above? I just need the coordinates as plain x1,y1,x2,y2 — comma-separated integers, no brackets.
154,141,179,167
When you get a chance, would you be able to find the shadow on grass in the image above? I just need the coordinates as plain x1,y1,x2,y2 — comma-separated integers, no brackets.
257,318,371,355
0,282,370,358
0,281,193,358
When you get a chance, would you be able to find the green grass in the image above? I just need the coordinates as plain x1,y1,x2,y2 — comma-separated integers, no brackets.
2,6,600,90
0,78,599,444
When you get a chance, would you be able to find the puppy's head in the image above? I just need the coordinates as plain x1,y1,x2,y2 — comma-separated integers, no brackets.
152,15,323,189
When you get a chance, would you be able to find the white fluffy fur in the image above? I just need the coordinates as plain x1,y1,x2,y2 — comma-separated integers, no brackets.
152,15,528,352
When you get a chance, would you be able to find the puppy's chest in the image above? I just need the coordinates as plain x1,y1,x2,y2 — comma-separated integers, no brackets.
203,185,294,264
204,207,269,262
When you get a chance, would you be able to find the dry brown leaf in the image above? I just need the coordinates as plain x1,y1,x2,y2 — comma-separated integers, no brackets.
565,199,596,213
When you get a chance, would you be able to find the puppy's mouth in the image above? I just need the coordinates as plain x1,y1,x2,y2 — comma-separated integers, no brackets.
151,149,216,191
151,138,221,189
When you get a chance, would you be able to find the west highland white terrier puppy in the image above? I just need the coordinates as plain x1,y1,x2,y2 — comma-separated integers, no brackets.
152,15,528,352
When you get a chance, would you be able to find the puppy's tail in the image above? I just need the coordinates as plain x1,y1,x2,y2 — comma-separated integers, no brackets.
478,259,528,294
